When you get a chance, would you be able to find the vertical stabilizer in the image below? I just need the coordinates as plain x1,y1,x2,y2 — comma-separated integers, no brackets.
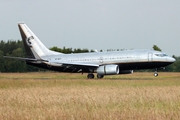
18,23,61,59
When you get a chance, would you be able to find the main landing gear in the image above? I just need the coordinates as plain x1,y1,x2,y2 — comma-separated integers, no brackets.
87,73,104,79
87,73,94,79
97,74,104,79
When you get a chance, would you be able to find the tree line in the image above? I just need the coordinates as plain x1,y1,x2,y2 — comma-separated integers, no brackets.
0,40,180,72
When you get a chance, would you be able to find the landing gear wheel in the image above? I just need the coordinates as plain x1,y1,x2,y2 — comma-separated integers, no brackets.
154,68,158,77
87,73,94,79
154,72,158,77
97,74,104,79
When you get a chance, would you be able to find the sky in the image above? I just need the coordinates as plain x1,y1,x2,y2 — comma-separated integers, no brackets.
0,0,180,56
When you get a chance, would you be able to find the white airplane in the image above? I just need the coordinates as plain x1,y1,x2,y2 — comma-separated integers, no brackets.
4,23,176,79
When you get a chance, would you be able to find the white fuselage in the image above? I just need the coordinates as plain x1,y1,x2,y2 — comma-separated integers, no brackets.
41,49,175,71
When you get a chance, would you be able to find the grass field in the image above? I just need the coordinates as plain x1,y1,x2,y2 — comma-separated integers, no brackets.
0,72,180,120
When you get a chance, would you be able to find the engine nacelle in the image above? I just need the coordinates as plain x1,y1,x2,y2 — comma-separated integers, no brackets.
97,65,119,75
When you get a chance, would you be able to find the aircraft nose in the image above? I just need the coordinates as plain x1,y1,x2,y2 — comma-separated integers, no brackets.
168,57,176,63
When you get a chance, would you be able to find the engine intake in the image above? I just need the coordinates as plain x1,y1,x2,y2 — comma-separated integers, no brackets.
97,65,119,75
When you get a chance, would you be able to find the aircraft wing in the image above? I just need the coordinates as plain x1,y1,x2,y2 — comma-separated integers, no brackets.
4,56,99,67
48,61,100,68
4,56,99,69
3,56,47,62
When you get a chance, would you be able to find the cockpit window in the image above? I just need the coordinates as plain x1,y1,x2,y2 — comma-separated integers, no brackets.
155,54,168,57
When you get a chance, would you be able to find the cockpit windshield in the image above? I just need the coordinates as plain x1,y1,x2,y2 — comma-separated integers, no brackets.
155,53,168,57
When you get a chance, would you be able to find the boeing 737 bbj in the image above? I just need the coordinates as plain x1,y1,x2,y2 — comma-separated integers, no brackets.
4,23,175,79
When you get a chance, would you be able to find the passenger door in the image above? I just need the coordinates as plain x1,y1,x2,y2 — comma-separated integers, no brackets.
148,53,153,62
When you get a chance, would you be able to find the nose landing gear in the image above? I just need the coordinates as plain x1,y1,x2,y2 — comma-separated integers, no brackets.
154,72,158,77
154,69,158,77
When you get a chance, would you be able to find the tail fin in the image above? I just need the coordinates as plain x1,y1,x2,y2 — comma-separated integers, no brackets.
18,23,61,59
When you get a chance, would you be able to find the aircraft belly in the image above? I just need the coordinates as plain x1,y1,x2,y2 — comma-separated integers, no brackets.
118,61,172,70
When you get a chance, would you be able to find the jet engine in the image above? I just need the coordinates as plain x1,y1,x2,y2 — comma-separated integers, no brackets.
97,65,119,75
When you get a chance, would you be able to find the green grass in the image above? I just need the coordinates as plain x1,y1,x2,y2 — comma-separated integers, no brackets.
0,72,180,120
